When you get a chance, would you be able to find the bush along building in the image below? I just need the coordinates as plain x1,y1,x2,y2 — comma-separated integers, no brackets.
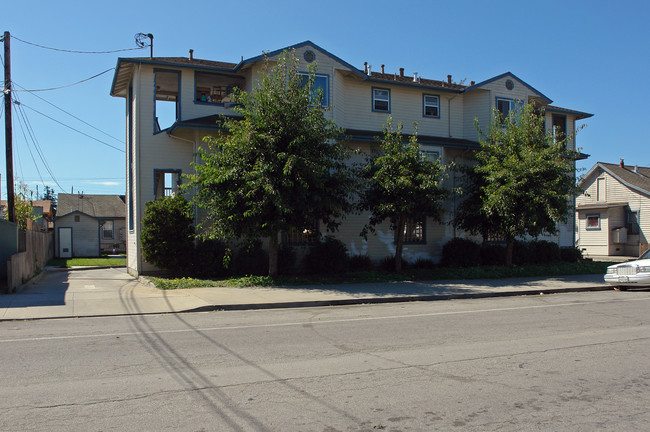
110,41,592,276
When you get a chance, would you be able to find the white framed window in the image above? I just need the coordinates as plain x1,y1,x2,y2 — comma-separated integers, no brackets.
102,220,114,240
372,88,390,113
586,214,601,230
423,94,440,118
496,97,515,121
420,149,440,162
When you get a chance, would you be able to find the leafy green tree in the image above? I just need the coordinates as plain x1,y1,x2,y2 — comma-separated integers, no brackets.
471,103,582,265
186,50,354,276
358,117,448,272
452,164,502,241
141,195,195,275
2,182,37,230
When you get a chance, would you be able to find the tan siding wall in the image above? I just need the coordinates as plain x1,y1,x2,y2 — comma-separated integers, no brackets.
462,90,490,141
339,78,462,137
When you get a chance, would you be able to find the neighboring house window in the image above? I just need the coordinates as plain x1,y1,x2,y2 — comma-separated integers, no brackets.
372,88,390,113
154,169,182,199
195,71,245,105
496,97,515,122
552,114,567,143
154,69,180,133
626,210,640,235
400,218,425,244
102,220,114,240
283,220,319,245
299,73,329,107
586,214,601,230
74,215,80,222
422,94,440,118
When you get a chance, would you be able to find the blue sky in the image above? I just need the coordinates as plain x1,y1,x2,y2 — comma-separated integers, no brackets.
1,0,648,200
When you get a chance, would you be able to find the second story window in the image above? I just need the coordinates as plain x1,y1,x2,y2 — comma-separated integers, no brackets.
372,88,390,113
299,73,329,107
195,72,245,105
423,94,440,118
552,114,567,143
496,97,514,122
154,70,180,133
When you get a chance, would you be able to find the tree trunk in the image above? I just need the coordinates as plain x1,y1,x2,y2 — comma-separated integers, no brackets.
394,216,405,273
505,237,514,266
268,232,279,277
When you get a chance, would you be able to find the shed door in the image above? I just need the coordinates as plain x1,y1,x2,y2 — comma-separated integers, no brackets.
59,227,72,258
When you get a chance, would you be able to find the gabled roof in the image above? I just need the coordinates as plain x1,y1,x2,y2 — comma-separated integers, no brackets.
236,40,366,77
56,194,125,219
462,72,553,104
581,162,650,196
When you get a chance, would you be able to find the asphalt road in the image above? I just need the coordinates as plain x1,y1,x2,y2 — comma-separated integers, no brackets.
1,290,648,431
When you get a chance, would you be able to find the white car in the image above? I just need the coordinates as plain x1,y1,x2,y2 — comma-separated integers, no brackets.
604,249,650,288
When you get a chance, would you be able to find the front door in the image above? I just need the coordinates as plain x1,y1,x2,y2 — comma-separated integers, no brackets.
59,227,72,258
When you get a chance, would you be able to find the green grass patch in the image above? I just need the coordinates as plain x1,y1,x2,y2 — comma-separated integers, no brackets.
147,260,610,290
47,256,126,268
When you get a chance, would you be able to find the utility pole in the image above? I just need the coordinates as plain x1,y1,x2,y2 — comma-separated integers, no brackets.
3,31,14,222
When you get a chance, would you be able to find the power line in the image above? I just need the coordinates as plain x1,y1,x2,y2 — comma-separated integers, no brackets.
14,82,123,143
14,106,47,188
11,68,115,92
13,92,65,191
18,102,125,153
11,35,147,54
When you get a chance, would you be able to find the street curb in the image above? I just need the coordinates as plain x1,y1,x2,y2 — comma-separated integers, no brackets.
45,266,127,272
1,284,615,322
178,285,614,312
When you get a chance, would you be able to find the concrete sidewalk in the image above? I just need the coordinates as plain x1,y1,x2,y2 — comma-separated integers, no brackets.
0,267,611,321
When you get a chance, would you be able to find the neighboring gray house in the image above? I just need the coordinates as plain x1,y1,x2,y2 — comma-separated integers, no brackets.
576,161,650,257
55,194,126,257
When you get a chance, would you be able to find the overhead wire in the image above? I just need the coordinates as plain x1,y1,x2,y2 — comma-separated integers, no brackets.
11,68,115,92
18,102,125,153
11,35,147,54
14,82,123,143
14,104,46,188
13,92,65,191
